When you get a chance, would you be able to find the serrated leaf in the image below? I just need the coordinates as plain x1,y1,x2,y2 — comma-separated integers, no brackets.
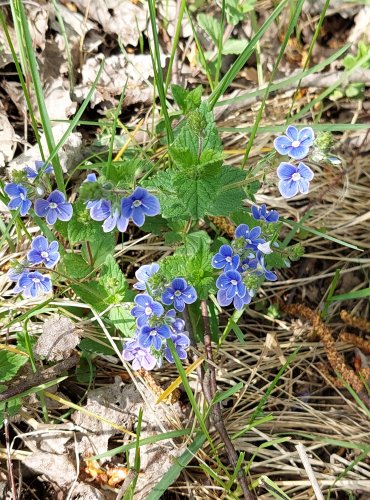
169,126,199,168
100,255,127,303
147,171,187,219
109,305,136,337
0,351,28,383
209,166,246,216
71,282,108,312
62,253,92,279
174,172,220,219
265,252,287,269
102,158,150,186
81,233,116,267
185,86,203,112
55,200,108,244
197,13,221,45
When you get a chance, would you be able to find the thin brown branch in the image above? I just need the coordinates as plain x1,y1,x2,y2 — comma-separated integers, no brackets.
200,300,256,500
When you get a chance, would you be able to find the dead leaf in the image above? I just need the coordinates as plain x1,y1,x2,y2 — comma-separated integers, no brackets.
0,106,16,167
74,52,166,107
34,315,81,362
71,0,148,47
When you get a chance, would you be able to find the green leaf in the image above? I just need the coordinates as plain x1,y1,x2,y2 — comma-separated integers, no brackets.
99,254,127,303
209,166,246,216
0,351,28,382
171,84,189,110
222,39,249,55
55,200,108,244
102,158,150,186
148,170,187,219
79,337,115,355
81,232,116,267
197,13,221,44
109,305,136,337
62,253,91,279
223,0,256,25
0,385,21,428
174,171,220,219
71,282,108,312
75,354,95,384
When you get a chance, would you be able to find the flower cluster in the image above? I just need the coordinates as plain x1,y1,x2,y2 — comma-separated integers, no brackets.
212,205,279,310
8,235,60,298
122,263,197,371
4,160,73,224
84,174,160,233
274,126,315,199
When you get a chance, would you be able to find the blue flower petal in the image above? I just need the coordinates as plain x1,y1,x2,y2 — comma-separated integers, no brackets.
297,162,314,181
20,199,32,216
297,177,310,194
286,126,299,141
48,190,65,204
278,179,299,199
46,209,58,225
298,127,314,145
132,207,145,227
277,162,296,181
289,144,309,160
56,203,73,221
274,136,292,155
34,199,50,217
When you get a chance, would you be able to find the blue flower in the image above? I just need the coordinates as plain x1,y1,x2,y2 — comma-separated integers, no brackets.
212,245,240,271
121,187,160,227
34,190,73,225
24,160,53,179
277,162,314,199
274,126,315,160
248,252,277,281
89,199,128,233
251,204,279,223
4,183,32,216
138,324,171,350
84,173,97,183
27,235,60,269
122,338,157,371
133,263,160,291
162,278,197,312
234,224,264,251
216,270,246,302
217,288,251,310
7,263,29,282
131,293,164,327
17,271,52,298
164,333,190,363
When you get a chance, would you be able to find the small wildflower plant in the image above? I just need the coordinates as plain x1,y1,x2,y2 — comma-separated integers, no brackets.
2,86,335,372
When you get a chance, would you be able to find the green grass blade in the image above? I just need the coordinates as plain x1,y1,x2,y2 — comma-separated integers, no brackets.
10,0,64,192
147,0,174,143
208,0,288,109
165,0,186,92
330,286,370,301
281,217,363,251
242,0,305,165
217,44,350,107
146,432,206,500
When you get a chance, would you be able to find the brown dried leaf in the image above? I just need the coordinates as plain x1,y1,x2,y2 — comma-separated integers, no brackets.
71,0,148,47
34,315,81,362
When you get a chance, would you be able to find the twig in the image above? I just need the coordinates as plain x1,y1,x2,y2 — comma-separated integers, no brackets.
200,300,255,500
4,410,17,500
0,354,80,403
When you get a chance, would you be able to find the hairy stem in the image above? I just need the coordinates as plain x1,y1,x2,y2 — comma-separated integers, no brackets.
200,300,255,500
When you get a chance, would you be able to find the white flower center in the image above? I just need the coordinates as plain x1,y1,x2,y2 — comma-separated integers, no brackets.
245,238,251,244
49,202,57,209
41,251,49,259
292,172,301,181
231,279,238,286
292,140,300,148
174,290,181,296
33,278,40,283
145,306,153,315
226,256,232,262
133,200,142,208
150,329,157,336
20,193,25,200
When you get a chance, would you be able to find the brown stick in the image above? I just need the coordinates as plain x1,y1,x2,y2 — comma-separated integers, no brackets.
0,354,80,403
200,300,255,500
